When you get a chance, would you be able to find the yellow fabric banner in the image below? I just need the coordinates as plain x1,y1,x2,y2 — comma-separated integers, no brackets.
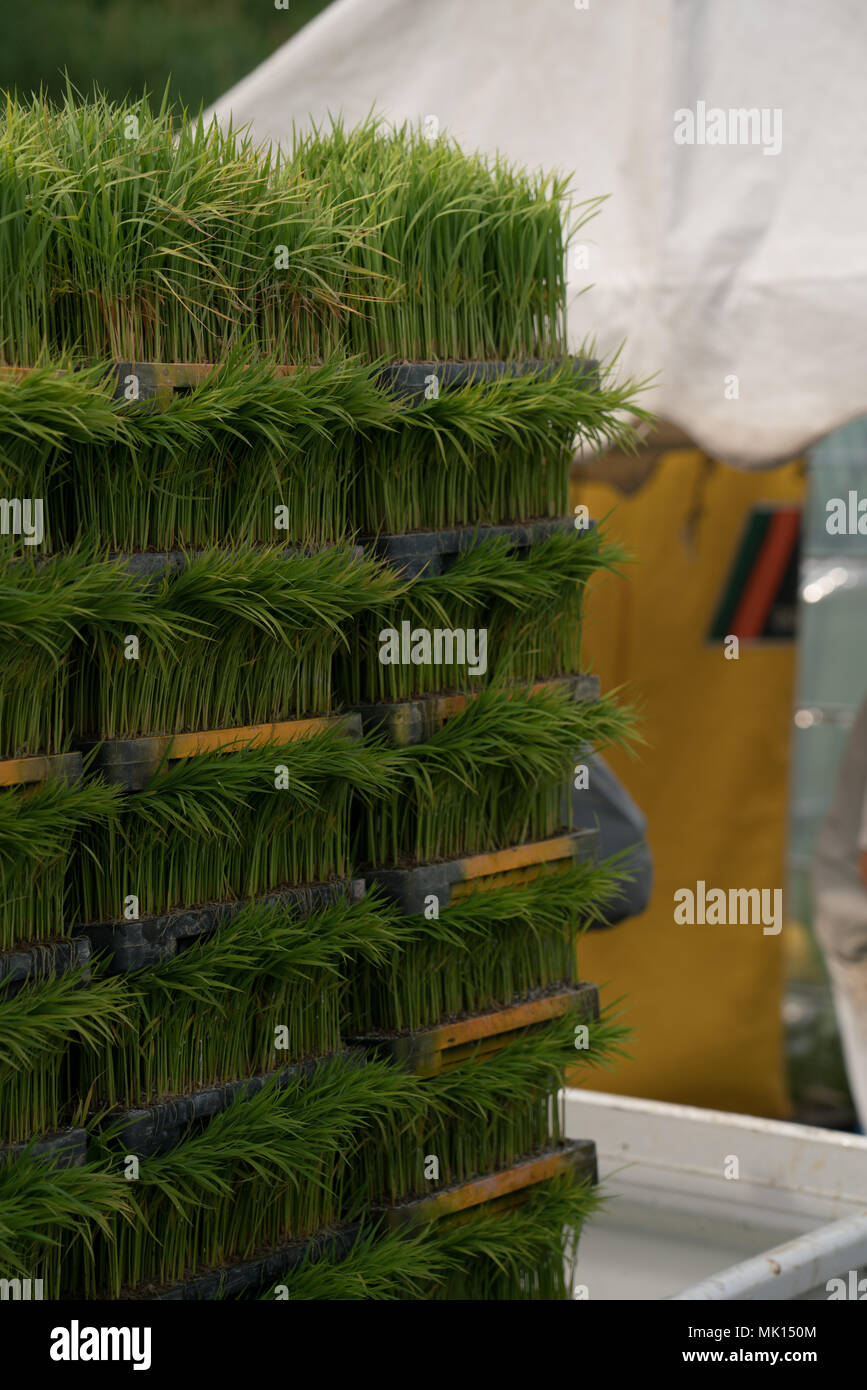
572,447,804,1117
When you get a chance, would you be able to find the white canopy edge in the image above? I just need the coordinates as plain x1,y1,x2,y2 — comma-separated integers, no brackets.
207,0,867,468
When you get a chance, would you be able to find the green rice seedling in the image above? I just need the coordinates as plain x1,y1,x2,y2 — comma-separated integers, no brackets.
69,544,403,738
357,1010,622,1205
81,1055,421,1297
335,527,620,703
0,541,167,757
82,894,403,1108
0,540,402,748
426,1171,599,1301
0,90,375,364
78,358,397,552
0,363,128,553
69,731,399,926
259,1220,449,1301
347,862,624,1033
258,1172,598,1301
0,967,129,1144
0,1150,131,1300
0,357,649,549
352,360,652,533
290,117,587,361
0,358,402,552
356,683,634,866
0,777,121,949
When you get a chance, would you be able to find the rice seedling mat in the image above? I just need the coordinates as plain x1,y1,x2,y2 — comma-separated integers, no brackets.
0,752,83,789
362,516,579,579
373,1140,597,1229
116,1142,596,1300
81,879,366,973
347,982,599,1077
349,673,599,746
364,828,598,914
82,713,363,792
99,1051,367,1161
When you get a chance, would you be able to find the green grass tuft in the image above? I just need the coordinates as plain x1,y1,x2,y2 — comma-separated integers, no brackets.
69,731,398,925
80,1055,419,1296
0,777,121,948
348,864,624,1032
0,91,373,364
82,894,402,1108
0,1151,131,1299
356,682,634,865
0,542,403,752
290,116,581,361
356,1010,621,1205
336,527,620,703
259,1173,598,1300
0,968,129,1143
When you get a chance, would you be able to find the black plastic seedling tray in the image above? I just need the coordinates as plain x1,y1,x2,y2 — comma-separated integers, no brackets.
1,1127,88,1169
99,1050,367,1160
0,936,91,992
81,878,366,973
349,673,599,747
348,982,599,1077
376,357,599,405
80,712,363,791
107,543,364,585
131,1225,363,1302
361,516,581,579
80,356,599,410
364,828,598,915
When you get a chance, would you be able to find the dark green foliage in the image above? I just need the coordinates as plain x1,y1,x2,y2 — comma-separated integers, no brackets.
0,543,402,753
356,683,633,865
426,1172,598,1300
0,777,120,948
70,545,402,738
80,1056,419,1297
259,1174,598,1300
348,864,623,1032
336,528,619,703
0,968,129,1143
1,2,326,116
0,359,395,551
82,894,402,1108
69,732,398,925
0,543,147,757
349,360,651,532
0,357,649,550
0,1151,131,1300
356,1011,620,1204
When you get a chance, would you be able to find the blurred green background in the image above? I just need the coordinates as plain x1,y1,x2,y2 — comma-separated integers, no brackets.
0,0,332,111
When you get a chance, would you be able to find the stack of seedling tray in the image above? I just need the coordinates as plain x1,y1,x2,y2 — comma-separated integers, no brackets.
0,95,645,1301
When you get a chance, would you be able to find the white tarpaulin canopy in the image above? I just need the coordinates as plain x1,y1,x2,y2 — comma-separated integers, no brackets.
208,0,867,468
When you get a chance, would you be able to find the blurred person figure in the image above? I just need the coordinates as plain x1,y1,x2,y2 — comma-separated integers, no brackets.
566,753,653,928
812,691,867,1129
